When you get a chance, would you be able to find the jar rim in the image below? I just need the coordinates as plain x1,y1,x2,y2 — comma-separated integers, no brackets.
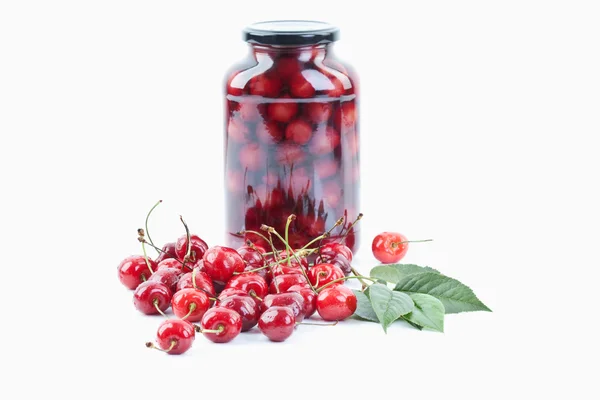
243,20,340,46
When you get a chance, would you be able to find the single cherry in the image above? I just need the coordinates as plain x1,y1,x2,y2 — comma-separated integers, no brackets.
155,242,177,264
133,281,172,315
219,294,259,332
308,263,344,289
225,274,268,299
148,267,183,294
316,285,357,321
175,269,216,297
285,119,313,145
320,242,353,262
175,234,208,265
267,97,298,123
202,246,245,285
171,289,211,322
261,292,305,323
287,284,317,318
118,255,156,290
258,306,295,342
157,258,183,271
289,72,316,98
371,232,409,264
315,253,352,276
146,319,195,355
198,307,242,343
269,273,310,294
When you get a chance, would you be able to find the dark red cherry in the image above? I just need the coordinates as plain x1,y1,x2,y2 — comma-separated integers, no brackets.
276,57,301,81
118,255,156,290
133,281,172,315
148,268,183,294
316,285,357,321
225,274,268,299
307,263,344,289
202,246,245,285
149,319,195,355
269,273,309,294
219,294,259,332
175,269,216,297
155,242,177,264
171,289,210,322
287,284,317,318
175,234,208,264
199,307,242,343
258,306,295,342
261,292,305,323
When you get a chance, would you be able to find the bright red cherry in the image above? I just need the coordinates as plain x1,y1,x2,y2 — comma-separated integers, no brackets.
237,245,269,282
306,102,333,123
287,284,317,318
133,281,172,315
290,72,315,98
147,319,195,355
371,232,409,264
148,268,183,294
175,269,216,297
258,306,295,342
219,294,259,332
175,234,208,265
118,255,156,290
157,258,183,271
269,273,309,294
202,246,245,285
199,307,242,343
155,242,177,264
249,74,282,97
285,119,313,145
267,97,298,122
218,288,248,300
171,289,210,322
316,285,357,321
309,126,340,155
261,292,305,323
308,263,344,289
225,274,268,299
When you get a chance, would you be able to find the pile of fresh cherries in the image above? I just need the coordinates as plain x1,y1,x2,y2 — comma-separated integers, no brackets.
117,205,411,355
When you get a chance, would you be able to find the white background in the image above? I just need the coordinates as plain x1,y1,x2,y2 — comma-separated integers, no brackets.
1,1,599,399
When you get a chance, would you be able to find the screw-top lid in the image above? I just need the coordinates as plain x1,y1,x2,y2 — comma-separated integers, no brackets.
243,20,340,46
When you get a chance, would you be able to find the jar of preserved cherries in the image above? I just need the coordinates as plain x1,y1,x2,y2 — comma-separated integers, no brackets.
224,21,360,252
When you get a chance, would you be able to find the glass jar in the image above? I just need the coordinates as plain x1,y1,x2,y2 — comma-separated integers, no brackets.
224,21,360,252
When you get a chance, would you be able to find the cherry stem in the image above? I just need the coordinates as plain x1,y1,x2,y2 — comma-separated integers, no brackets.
296,320,339,326
145,340,176,353
284,214,296,267
316,275,377,293
181,303,197,320
153,298,167,317
246,240,270,270
350,267,369,290
249,291,263,302
340,213,363,243
137,229,154,274
145,200,162,255
196,325,224,334
317,217,344,256
397,239,433,245
139,239,191,271
179,215,192,270
239,230,272,250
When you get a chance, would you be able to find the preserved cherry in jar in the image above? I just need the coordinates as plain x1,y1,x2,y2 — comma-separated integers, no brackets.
224,21,360,252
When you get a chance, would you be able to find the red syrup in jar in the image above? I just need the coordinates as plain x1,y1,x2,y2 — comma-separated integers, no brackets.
224,21,360,252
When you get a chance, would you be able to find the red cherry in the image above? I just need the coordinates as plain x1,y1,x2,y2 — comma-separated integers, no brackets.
276,57,301,81
239,142,266,172
237,245,266,267
371,232,409,264
175,234,208,265
261,292,305,323
249,74,282,97
133,281,172,315
225,274,268,299
171,289,210,322
285,119,313,145
157,258,183,271
269,273,309,294
267,98,298,123
175,269,216,297
256,120,283,144
309,126,340,156
314,158,338,179
155,242,177,264
218,294,259,332
275,143,306,165
320,243,353,262
227,115,250,144
218,288,248,300
202,246,245,285
316,285,357,321
306,102,333,123
287,284,317,318
148,319,195,355
289,72,315,98
271,263,303,277
308,263,344,289
118,255,156,290
199,307,242,343
258,306,295,342
148,268,183,293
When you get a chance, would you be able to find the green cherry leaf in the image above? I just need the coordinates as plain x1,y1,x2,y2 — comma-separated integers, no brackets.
394,272,491,314
368,283,414,332
352,289,379,322
401,293,445,332
370,264,440,284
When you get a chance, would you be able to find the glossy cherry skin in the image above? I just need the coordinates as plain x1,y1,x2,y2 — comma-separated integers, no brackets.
171,289,211,322
154,319,195,355
200,307,242,343
287,284,317,318
117,255,156,290
157,258,183,271
258,306,295,342
175,234,209,264
155,242,177,264
320,243,353,262
261,292,305,323
271,263,304,277
371,232,409,264
269,273,310,294
276,251,309,270
315,253,352,276
237,244,266,267
133,281,172,315
148,268,183,294
316,285,357,321
308,263,344,289
225,274,268,299
218,294,259,332
175,269,216,297
202,246,245,285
